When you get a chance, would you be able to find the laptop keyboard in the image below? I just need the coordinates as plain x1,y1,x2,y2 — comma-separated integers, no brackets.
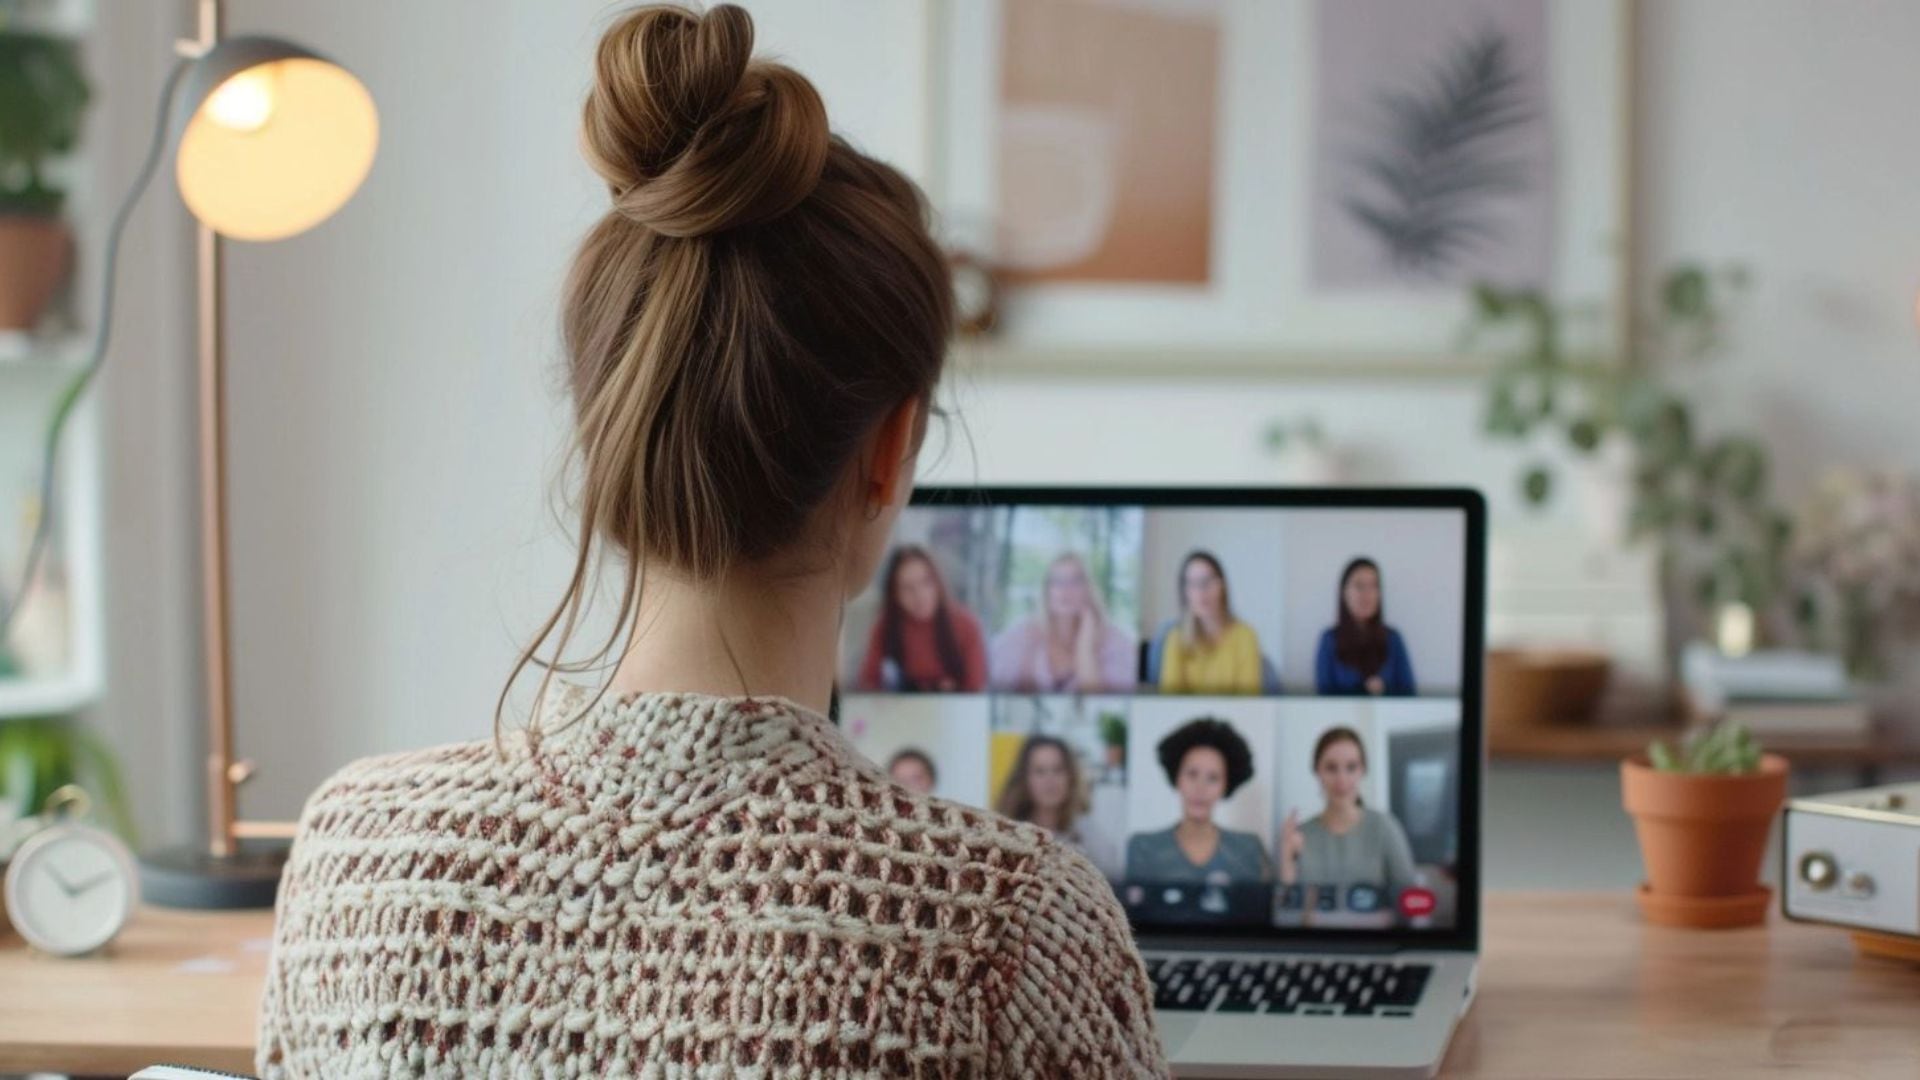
1146,957,1432,1017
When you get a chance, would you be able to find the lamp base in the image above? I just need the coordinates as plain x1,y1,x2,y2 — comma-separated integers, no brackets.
140,840,288,909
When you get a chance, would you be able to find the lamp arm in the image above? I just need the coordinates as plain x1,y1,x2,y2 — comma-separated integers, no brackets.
0,58,191,645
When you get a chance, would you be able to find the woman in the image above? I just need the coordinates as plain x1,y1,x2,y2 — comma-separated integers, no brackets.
257,8,1166,1076
995,735,1123,880
988,552,1137,693
1315,557,1417,696
1158,550,1264,695
856,545,987,691
1278,727,1418,903
1125,717,1271,884
887,747,939,795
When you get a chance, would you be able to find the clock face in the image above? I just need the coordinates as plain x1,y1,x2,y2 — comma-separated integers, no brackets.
4,824,136,956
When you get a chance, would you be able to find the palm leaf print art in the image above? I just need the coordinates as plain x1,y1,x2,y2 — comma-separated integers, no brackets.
1342,26,1536,276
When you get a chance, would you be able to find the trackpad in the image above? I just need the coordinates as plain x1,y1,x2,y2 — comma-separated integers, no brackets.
1155,1013,1207,1059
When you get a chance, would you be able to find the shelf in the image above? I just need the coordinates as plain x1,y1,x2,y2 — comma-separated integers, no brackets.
0,0,106,727
0,674,100,719
1490,721,1920,767
0,333,87,372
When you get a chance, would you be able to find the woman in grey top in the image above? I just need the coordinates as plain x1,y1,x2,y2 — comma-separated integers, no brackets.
1279,727,1418,899
1126,717,1273,883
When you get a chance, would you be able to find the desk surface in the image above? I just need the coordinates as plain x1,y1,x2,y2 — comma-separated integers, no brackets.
0,906,272,1075
2,894,1917,1077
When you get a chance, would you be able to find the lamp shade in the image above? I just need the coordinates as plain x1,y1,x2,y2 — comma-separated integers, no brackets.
173,36,378,241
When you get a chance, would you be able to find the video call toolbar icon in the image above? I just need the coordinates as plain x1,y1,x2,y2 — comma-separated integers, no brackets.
1398,886,1438,919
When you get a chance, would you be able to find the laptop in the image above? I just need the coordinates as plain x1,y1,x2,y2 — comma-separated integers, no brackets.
837,486,1484,1078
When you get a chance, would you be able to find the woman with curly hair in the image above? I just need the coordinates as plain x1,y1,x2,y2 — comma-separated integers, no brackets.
1125,717,1272,883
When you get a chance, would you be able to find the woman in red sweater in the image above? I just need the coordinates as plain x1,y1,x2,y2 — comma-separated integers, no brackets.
857,545,988,692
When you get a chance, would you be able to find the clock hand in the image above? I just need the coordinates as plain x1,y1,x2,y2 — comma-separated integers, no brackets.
71,870,120,896
45,864,81,897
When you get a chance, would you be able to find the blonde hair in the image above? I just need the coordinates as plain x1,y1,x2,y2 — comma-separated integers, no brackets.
499,3,953,736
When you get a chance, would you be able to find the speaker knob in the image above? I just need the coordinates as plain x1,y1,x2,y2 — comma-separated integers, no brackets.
1798,851,1838,890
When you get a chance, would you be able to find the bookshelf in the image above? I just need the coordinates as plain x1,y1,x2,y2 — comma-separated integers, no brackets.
0,339,104,719
0,0,105,720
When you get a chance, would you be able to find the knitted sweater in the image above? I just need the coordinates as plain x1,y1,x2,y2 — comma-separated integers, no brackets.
257,683,1169,1078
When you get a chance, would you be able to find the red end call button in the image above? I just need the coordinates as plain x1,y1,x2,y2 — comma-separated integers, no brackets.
1398,887,1437,918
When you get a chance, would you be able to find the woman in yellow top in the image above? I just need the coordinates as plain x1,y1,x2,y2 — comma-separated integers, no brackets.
1159,550,1265,694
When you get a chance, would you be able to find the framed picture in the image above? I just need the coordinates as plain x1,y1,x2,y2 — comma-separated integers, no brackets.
929,0,1634,375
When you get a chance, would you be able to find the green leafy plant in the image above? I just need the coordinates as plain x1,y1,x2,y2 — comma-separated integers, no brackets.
1466,264,1801,627
1097,711,1127,750
1261,414,1327,458
0,25,91,216
1648,720,1762,775
0,717,135,842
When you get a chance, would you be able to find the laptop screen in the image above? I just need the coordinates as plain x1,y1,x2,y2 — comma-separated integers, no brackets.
838,488,1482,942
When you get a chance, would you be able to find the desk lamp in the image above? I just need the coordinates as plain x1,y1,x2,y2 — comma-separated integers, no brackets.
0,0,377,908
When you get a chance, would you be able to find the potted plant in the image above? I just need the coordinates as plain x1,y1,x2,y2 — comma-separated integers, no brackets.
1465,265,1802,648
1097,710,1127,771
1260,414,1348,486
1621,720,1786,928
0,23,90,337
0,713,134,842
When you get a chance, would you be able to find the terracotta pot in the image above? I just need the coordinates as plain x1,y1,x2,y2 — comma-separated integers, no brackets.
0,215,72,332
1486,647,1612,736
1621,753,1787,918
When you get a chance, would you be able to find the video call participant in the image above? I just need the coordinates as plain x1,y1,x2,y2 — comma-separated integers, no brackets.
1315,556,1417,696
988,552,1137,693
1158,550,1265,695
855,545,987,692
995,735,1123,880
1126,717,1272,884
886,748,938,796
1278,727,1418,903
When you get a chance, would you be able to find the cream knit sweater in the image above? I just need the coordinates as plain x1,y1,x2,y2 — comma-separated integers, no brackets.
257,683,1169,1078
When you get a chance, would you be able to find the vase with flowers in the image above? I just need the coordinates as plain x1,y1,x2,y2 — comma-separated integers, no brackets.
1794,468,1920,681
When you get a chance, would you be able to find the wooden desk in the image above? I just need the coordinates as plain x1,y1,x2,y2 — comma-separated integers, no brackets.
1447,892,1920,1078
0,907,270,1075
2,895,1917,1077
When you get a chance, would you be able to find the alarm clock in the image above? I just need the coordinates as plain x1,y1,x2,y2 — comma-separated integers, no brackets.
3,815,138,956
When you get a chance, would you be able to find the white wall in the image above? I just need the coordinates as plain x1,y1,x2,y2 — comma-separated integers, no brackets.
78,0,1920,850
85,0,203,849
1636,1,1920,502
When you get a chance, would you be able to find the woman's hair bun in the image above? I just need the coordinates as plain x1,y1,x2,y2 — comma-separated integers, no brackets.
582,3,830,238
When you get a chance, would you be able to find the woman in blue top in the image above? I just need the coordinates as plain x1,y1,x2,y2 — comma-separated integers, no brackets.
1314,557,1417,696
